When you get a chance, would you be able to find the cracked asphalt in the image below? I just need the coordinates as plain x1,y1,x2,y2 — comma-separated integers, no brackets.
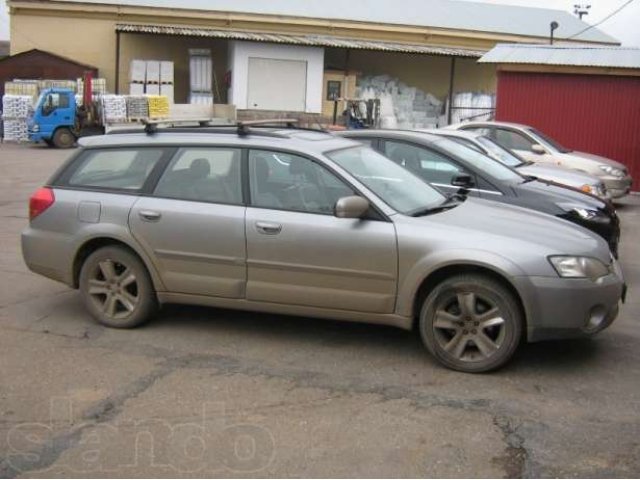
0,143,639,478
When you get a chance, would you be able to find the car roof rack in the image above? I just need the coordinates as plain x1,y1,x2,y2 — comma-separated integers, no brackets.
106,118,327,138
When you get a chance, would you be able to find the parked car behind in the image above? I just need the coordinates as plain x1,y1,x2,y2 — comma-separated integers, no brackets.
22,125,625,372
426,129,609,200
337,129,620,256
445,121,633,199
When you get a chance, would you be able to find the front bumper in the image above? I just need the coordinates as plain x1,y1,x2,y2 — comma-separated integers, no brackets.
514,268,625,342
602,175,633,199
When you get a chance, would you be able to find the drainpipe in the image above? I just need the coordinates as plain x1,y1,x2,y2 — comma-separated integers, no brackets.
447,57,456,125
115,30,121,94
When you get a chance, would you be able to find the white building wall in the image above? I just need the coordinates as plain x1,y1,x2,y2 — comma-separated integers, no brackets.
228,41,324,113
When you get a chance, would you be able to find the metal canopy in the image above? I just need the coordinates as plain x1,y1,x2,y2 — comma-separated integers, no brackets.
480,44,640,70
115,24,485,58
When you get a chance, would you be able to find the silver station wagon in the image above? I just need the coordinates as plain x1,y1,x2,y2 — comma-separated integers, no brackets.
22,124,626,372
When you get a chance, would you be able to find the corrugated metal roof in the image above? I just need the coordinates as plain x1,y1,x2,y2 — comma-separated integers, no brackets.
480,44,640,69
116,24,485,57
58,0,618,44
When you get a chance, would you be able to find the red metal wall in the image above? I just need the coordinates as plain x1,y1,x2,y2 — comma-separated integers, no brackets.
495,71,640,190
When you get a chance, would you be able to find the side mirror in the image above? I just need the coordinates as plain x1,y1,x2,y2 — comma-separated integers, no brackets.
451,174,475,188
531,144,546,155
335,196,370,219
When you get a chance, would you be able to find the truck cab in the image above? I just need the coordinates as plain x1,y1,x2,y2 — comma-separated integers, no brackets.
29,88,78,148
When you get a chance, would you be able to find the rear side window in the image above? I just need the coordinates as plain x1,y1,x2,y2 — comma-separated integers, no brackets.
154,148,243,205
67,149,164,190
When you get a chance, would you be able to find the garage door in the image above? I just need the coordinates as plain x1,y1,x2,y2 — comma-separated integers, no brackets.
247,57,307,111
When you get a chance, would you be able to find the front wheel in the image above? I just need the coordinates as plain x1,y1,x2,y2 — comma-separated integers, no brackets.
419,274,523,373
79,246,157,328
52,127,76,148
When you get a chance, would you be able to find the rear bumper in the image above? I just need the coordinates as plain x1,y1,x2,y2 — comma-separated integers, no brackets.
514,270,625,342
21,227,74,286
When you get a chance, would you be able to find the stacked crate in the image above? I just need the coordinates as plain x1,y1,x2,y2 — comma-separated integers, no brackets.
2,95,34,142
189,49,214,105
100,95,127,124
77,77,107,97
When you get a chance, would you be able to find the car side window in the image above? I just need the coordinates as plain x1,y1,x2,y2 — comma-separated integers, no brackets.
154,148,242,204
494,128,535,151
383,140,462,185
249,150,354,214
67,148,164,191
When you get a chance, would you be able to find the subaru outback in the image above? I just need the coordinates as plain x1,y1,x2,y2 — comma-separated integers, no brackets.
22,124,626,372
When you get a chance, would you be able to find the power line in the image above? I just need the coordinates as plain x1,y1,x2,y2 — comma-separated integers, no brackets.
565,0,636,40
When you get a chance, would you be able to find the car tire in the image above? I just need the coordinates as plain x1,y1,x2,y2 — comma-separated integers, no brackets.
52,128,75,148
419,274,523,373
79,246,157,328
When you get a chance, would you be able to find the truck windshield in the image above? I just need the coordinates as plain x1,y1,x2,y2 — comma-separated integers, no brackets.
326,146,445,215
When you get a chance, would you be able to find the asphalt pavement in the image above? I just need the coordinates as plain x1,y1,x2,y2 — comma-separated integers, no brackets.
0,142,639,478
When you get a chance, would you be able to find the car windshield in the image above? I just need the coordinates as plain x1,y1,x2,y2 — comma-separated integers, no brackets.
431,137,526,183
476,136,525,167
326,146,445,215
527,127,572,153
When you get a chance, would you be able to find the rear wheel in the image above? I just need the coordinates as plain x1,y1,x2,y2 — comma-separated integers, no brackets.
419,274,523,373
52,127,75,148
79,246,157,328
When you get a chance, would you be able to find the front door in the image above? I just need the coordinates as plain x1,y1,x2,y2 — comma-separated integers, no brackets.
245,149,398,313
129,147,246,298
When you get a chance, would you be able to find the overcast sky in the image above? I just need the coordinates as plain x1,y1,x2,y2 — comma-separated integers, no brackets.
1,0,639,45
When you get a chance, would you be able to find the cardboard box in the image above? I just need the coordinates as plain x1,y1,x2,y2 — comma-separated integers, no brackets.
160,84,174,103
145,84,160,96
129,83,145,96
130,60,146,83
160,61,174,84
145,61,161,83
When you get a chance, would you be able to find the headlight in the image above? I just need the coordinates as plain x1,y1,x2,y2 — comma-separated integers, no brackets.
557,203,605,222
31,124,40,133
599,165,624,178
549,256,609,280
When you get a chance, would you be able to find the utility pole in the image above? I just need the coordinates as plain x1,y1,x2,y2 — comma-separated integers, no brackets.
574,3,591,19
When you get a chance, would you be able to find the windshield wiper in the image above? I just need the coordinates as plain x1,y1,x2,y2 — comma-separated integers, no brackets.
410,194,466,217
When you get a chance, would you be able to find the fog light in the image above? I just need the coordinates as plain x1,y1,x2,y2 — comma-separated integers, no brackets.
584,305,607,333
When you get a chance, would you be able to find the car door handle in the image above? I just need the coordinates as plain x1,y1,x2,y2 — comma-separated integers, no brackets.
255,222,282,235
139,210,162,222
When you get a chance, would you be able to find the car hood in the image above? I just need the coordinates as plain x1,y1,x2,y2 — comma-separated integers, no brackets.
409,197,609,261
514,178,608,210
518,163,600,188
561,151,627,171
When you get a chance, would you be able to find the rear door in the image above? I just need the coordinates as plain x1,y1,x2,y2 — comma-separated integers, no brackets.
245,149,398,313
129,147,247,298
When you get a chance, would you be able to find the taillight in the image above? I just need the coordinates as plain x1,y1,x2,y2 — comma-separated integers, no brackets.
29,187,55,221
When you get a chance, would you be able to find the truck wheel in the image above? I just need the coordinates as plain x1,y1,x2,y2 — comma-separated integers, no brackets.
418,274,523,373
52,128,76,148
79,246,158,328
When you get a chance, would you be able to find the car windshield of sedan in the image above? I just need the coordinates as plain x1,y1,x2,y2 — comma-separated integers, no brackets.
326,146,445,215
433,138,526,183
476,136,526,168
527,128,572,153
